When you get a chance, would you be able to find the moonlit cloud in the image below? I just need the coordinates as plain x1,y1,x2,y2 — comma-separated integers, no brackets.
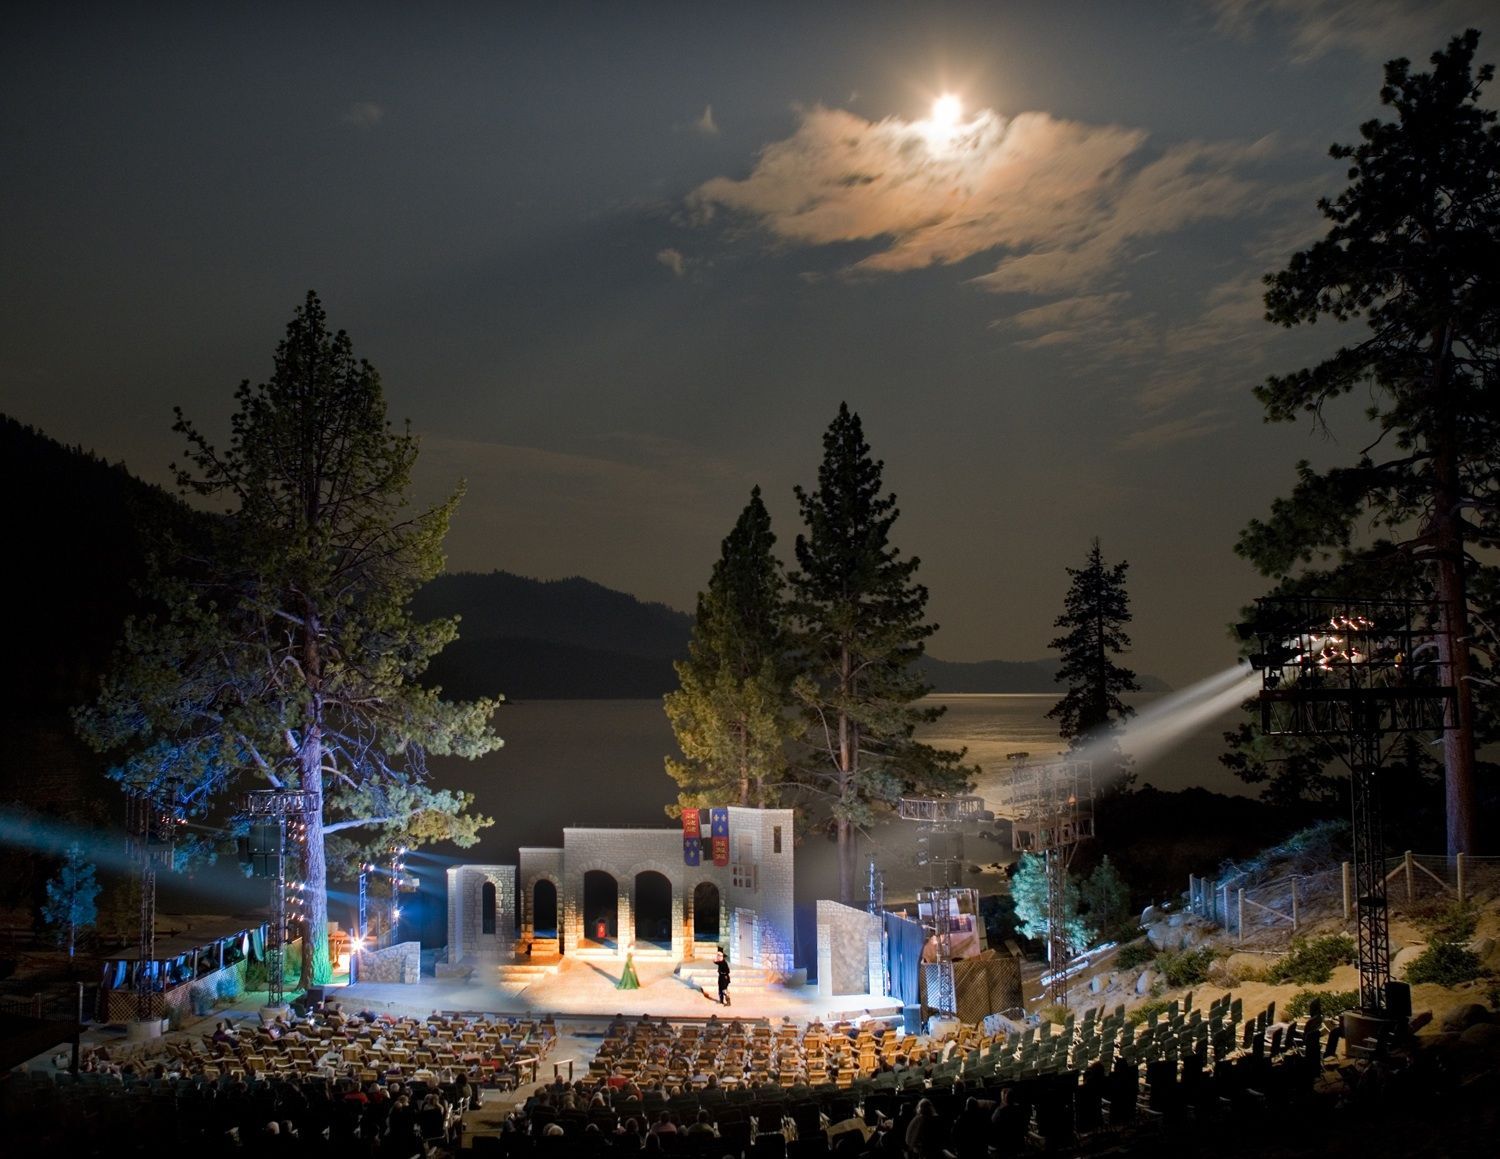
342,101,385,129
694,105,719,135
656,247,687,276
1118,410,1233,452
692,106,1271,298
1211,0,1491,61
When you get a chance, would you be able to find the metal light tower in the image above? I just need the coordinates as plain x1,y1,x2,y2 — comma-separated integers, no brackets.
126,783,181,1023
245,790,318,1007
1245,597,1454,1016
999,754,1094,1008
898,794,985,1020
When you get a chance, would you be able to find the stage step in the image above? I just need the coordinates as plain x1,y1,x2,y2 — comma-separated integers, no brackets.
492,960,562,991
675,962,773,989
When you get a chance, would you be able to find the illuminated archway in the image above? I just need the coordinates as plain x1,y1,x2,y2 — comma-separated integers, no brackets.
583,870,618,946
633,870,672,949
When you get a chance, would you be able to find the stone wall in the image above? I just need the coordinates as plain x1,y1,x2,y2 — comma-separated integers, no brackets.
446,865,517,963
354,940,421,984
816,900,881,997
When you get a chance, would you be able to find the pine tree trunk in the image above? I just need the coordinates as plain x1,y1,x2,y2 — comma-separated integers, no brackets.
1428,322,1476,858
837,646,855,906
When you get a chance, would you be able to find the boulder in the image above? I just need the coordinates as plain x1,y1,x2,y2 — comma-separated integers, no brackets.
1458,1023,1500,1052
1468,937,1495,961
1391,943,1426,976
1439,1003,1489,1033
1136,969,1158,997
1141,906,1165,926
1090,973,1106,995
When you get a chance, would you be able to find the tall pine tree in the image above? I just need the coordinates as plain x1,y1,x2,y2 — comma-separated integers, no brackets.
42,843,100,960
1234,31,1500,855
788,404,969,904
665,486,797,810
1047,539,1140,786
76,293,501,988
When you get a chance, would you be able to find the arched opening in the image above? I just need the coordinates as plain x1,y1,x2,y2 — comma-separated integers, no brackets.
532,879,558,939
583,870,618,947
693,882,721,949
633,871,673,949
481,881,497,936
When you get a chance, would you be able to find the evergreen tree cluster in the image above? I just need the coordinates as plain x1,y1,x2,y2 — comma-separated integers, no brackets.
665,403,971,904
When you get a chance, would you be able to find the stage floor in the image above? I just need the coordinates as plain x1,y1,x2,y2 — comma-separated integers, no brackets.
339,955,900,1024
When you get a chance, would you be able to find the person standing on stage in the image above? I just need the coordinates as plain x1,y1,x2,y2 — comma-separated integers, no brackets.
714,948,731,1006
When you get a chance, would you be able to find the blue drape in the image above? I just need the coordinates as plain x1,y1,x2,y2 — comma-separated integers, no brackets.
883,912,925,1007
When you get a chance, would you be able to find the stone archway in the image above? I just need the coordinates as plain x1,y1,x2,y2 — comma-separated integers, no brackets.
533,879,558,939
582,869,618,947
693,881,722,953
633,870,673,950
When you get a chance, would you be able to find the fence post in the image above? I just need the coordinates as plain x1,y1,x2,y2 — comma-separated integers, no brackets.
1188,875,1197,917
1457,853,1467,903
1341,862,1352,922
1404,850,1414,904
1291,877,1299,932
1237,889,1246,945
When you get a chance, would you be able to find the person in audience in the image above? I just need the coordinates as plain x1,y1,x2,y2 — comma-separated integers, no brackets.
649,1109,678,1136
685,1108,717,1137
905,1097,947,1159
989,1087,1030,1157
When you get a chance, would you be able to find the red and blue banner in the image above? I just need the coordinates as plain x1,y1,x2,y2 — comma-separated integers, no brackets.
682,809,701,866
710,807,730,867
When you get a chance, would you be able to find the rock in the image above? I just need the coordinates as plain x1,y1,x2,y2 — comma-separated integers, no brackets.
1459,1023,1500,1051
1469,937,1495,960
1142,906,1165,926
1090,973,1105,994
1440,1003,1489,1033
1136,969,1157,997
1146,925,1173,951
1391,943,1426,975
1420,1031,1463,1056
1167,913,1186,928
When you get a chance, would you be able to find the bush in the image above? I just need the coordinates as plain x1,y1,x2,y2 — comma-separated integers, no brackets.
1127,998,1172,1027
1207,955,1265,989
1039,1003,1070,1026
1115,941,1156,970
1267,935,1355,985
1284,989,1360,1020
1158,946,1217,988
1420,900,1479,944
215,968,243,1003
1404,942,1482,987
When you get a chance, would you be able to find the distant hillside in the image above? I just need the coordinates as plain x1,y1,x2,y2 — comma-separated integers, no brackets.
415,570,1167,699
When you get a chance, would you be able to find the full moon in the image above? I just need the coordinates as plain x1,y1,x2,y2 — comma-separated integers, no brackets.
932,93,962,126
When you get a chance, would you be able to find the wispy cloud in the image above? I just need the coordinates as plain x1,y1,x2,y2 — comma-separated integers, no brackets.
1210,0,1490,61
342,101,385,129
695,104,719,135
691,106,1271,298
1118,410,1232,452
656,247,687,277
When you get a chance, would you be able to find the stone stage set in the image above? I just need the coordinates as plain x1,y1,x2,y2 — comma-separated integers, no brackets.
341,807,903,1024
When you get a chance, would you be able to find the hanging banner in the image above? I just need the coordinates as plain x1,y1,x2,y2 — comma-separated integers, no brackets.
682,810,701,839
683,836,701,867
710,807,730,866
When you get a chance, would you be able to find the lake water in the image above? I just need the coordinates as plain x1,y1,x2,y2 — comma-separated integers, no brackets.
430,691,1249,869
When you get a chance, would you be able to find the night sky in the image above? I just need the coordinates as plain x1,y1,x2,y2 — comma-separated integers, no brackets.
3,1,1491,688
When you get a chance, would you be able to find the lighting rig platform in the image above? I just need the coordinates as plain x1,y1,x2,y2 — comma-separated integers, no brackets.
996,755,1094,1008
1243,596,1454,1017
897,794,986,1021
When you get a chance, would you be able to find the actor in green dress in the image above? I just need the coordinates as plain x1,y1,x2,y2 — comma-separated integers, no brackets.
617,948,640,990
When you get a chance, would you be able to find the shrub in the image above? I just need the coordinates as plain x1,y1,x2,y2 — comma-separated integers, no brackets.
1207,955,1265,989
1039,1003,1070,1026
215,969,243,1003
1421,900,1479,944
1267,935,1355,985
1158,946,1217,988
1284,989,1360,1020
1404,942,1482,987
1127,998,1172,1027
1115,941,1156,970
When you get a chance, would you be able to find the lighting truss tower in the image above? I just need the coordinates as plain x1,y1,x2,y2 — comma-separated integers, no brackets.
126,784,181,1022
1245,597,1454,1015
245,790,318,1007
898,794,985,1019
1000,755,1094,1008
866,855,885,915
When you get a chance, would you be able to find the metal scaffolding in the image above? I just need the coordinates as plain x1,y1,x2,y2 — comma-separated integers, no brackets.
126,784,181,1022
997,754,1094,1007
1244,597,1455,1014
898,794,985,1019
244,790,318,1007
